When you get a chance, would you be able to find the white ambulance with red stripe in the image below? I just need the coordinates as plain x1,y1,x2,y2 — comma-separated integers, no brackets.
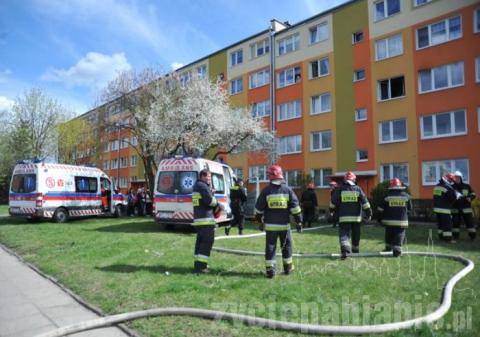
154,157,234,228
9,161,127,222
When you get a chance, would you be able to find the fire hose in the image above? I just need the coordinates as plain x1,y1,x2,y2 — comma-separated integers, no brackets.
36,225,474,337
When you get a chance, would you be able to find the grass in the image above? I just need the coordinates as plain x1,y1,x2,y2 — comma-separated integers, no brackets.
0,213,478,337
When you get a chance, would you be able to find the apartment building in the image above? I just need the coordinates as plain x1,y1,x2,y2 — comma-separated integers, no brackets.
74,0,480,207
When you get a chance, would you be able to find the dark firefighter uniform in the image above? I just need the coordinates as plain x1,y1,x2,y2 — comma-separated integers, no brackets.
192,178,218,272
452,172,477,240
377,179,411,257
330,174,371,258
300,183,318,228
255,181,302,277
433,174,459,242
226,180,247,235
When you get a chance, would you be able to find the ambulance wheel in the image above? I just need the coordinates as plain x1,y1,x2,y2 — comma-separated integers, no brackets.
114,205,124,217
53,208,69,223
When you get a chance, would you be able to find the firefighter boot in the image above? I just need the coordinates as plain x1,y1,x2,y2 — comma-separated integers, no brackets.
225,226,230,236
283,264,294,275
239,229,243,235
266,268,275,279
341,246,350,260
392,247,402,257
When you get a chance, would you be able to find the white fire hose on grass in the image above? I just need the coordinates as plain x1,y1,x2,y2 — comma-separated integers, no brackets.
36,225,474,337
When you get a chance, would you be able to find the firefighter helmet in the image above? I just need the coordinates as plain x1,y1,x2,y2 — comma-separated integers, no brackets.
389,177,402,189
329,181,338,188
344,171,356,182
307,182,315,189
445,172,456,183
454,170,463,178
267,165,284,180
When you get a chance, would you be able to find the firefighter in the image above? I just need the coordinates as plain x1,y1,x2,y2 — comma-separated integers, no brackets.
300,182,318,228
254,165,303,278
225,177,247,236
452,171,477,240
433,172,459,242
329,171,371,259
192,169,222,273
377,178,411,257
329,181,338,227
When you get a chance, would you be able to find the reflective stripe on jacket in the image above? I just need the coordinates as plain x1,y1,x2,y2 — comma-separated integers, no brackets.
192,180,217,226
377,189,411,228
432,179,457,215
330,182,370,223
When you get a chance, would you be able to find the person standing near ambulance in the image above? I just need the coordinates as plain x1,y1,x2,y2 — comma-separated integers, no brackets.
254,165,302,278
192,169,220,273
225,177,247,236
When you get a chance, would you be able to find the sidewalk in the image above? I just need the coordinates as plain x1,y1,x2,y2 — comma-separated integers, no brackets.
0,245,131,337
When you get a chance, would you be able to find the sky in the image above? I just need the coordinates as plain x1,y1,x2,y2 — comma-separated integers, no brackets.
0,0,348,116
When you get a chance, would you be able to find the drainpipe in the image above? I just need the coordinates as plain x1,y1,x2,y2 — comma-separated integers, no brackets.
269,21,276,133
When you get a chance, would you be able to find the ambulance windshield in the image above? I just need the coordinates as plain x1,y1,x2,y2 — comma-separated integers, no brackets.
11,174,36,193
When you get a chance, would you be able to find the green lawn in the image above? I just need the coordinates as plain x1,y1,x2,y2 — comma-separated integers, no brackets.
0,215,478,337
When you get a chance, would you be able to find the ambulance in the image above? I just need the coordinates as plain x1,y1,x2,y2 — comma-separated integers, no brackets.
153,157,234,228
8,161,127,222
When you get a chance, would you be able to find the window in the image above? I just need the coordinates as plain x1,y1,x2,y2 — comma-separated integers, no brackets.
250,39,270,58
157,171,198,194
311,168,333,188
310,57,329,78
179,71,192,87
121,138,129,149
421,110,467,139
311,93,331,114
279,135,302,154
230,78,243,95
310,130,332,151
131,136,138,146
378,76,405,100
230,49,243,67
419,62,464,93
285,170,302,187
416,16,462,49
277,66,301,88
356,150,368,162
111,158,118,169
381,163,409,185
75,176,98,193
475,8,480,33
375,34,403,60
130,156,137,167
375,0,400,21
233,168,243,179
103,161,110,170
278,100,302,121
379,119,407,143
413,0,432,7
278,34,300,55
249,69,270,89
131,176,137,182
11,174,36,193
251,100,271,118
355,108,368,121
111,140,119,151
103,142,109,153
197,65,207,78
354,69,365,81
353,31,364,44
119,177,128,188
119,157,128,168
476,57,480,82
309,22,329,44
422,159,469,185
249,165,267,181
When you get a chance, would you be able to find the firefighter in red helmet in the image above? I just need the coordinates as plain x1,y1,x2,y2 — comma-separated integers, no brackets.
433,172,459,242
329,171,371,259
300,181,318,228
377,178,411,256
254,165,302,278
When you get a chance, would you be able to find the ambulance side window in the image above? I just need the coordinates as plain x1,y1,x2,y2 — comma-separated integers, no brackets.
211,174,225,194
75,176,98,193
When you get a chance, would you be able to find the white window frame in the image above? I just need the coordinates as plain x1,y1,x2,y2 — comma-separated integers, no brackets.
413,0,432,7
352,31,364,44
250,39,270,58
355,108,368,121
249,69,270,89
131,136,138,146
353,69,366,82
230,49,243,67
422,159,469,185
418,62,465,94
284,170,302,188
310,130,332,152
277,33,300,56
356,149,368,162
251,100,271,118
377,76,405,101
311,168,333,188
309,57,330,79
249,165,268,182
374,0,401,22
476,57,480,82
103,161,110,170
277,66,301,88
375,34,403,61
130,155,137,167
279,135,302,155
309,22,329,44
379,119,408,144
197,64,207,78
103,142,110,153
475,8,480,33
416,15,462,50
121,138,129,149
277,100,302,121
119,177,128,188
111,158,118,169
310,93,331,115
131,176,137,182
230,78,243,95
420,109,467,139
120,157,128,168
380,163,409,185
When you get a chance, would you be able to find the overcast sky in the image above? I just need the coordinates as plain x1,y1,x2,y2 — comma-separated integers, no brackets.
0,0,348,115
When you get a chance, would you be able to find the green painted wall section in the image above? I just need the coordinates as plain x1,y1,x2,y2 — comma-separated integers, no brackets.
332,0,368,171
208,51,227,82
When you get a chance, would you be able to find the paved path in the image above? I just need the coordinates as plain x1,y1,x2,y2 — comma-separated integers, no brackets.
0,245,131,337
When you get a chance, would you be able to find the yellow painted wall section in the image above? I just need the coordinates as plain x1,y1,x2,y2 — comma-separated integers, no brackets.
370,27,419,196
